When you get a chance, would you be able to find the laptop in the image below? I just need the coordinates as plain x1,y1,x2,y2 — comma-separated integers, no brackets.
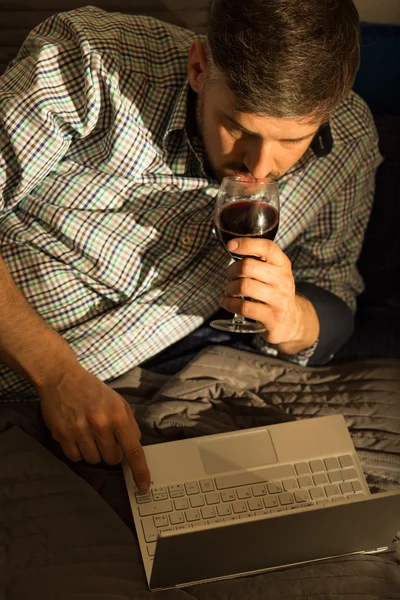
123,414,400,591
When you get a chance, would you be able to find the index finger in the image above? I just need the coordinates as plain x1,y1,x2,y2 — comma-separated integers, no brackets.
227,238,288,267
114,416,151,492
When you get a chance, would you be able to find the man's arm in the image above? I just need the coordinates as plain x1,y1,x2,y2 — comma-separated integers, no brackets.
0,13,150,488
0,255,150,490
221,132,382,365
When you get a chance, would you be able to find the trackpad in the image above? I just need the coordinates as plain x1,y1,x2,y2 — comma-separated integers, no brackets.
198,430,278,475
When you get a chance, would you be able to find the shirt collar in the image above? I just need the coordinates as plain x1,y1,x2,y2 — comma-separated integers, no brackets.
282,122,333,181
163,80,192,141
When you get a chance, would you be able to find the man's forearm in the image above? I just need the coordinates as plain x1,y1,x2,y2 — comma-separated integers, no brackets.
0,256,79,389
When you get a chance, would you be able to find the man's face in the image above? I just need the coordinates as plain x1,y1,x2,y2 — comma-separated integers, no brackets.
195,78,320,183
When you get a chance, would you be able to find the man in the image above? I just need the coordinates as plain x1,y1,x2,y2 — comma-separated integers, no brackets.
0,0,381,491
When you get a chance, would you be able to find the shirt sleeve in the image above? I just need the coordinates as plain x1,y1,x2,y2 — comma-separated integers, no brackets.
0,11,101,214
285,136,383,314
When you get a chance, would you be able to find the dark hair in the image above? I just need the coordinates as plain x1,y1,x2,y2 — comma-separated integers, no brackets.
207,0,360,122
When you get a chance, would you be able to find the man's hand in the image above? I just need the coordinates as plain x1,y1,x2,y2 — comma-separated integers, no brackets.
220,238,320,354
39,365,151,491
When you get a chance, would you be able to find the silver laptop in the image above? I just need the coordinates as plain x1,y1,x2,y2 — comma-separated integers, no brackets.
123,414,400,591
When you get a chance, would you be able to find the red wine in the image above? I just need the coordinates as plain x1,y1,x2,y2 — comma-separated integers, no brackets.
216,201,279,256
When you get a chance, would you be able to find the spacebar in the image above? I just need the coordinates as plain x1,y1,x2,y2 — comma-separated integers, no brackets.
215,464,295,489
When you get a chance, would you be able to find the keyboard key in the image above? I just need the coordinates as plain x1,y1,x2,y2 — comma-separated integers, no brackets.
152,487,167,496
174,498,189,510
223,516,237,522
295,462,310,475
205,492,220,505
239,512,254,520
341,468,358,482
278,492,294,506
200,479,215,493
298,476,313,488
347,493,367,502
283,479,298,491
233,501,247,514
190,494,205,508
309,460,325,473
147,543,156,557
159,526,174,534
328,471,343,484
185,509,201,522
208,518,223,524
264,496,279,508
316,499,331,507
309,487,325,500
170,513,185,525
324,457,339,471
136,494,152,504
325,484,340,497
252,483,267,497
294,490,309,503
185,481,200,495
142,517,158,542
139,500,173,517
154,514,169,527
313,473,328,486
299,502,315,509
153,492,168,501
267,482,282,494
248,498,263,511
340,482,353,495
332,496,346,503
215,464,295,490
169,484,184,498
201,506,216,520
237,487,251,500
352,481,363,493
221,490,236,502
339,455,353,468
217,504,232,516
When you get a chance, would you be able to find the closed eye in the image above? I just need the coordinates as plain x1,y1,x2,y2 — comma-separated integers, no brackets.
281,138,305,145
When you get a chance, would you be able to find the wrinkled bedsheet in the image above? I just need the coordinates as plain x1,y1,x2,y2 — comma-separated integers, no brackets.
1,345,399,599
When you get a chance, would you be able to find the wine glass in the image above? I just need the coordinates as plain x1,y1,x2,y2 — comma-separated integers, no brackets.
211,175,280,333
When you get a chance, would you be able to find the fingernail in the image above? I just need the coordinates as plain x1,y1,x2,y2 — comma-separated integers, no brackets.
138,481,150,492
227,240,238,251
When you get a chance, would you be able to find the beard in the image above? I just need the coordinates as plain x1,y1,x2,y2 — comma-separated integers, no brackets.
195,90,282,183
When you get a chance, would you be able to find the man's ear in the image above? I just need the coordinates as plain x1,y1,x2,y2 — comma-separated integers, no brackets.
188,40,208,93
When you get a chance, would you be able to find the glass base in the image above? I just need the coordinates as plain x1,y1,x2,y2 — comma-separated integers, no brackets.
210,318,266,334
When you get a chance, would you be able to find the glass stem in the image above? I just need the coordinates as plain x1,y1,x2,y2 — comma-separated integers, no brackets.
232,297,246,324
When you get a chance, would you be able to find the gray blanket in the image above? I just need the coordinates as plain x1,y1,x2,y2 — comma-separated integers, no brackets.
1,345,399,599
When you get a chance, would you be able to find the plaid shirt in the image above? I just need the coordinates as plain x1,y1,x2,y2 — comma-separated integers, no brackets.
0,6,382,398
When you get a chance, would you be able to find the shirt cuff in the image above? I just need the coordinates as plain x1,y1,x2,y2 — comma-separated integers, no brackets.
252,335,319,367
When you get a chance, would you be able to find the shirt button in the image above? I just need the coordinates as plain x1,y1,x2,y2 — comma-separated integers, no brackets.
94,299,107,313
181,235,192,246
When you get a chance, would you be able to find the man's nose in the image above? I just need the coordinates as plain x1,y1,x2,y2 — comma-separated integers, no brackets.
244,141,274,180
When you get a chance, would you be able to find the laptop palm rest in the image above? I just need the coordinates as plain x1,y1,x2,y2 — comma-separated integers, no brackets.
150,491,400,590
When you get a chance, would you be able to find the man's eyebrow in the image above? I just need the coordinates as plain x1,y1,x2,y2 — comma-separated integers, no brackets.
221,111,318,142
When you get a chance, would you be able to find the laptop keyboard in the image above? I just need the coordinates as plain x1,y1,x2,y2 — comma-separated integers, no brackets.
134,454,367,558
